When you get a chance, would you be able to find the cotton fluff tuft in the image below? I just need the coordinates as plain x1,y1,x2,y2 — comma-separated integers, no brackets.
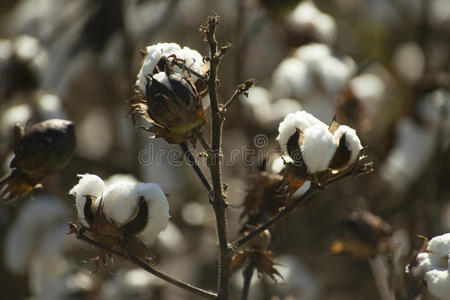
285,0,336,44
301,125,336,173
332,125,363,166
69,174,105,227
415,233,450,300
135,43,203,93
276,111,325,154
101,182,170,244
271,57,313,99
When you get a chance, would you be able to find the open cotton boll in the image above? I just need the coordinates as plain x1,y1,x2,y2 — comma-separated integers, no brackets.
101,182,170,244
271,57,313,99
69,174,105,227
293,43,331,70
135,43,203,93
285,0,336,44
415,233,450,300
301,125,336,173
316,55,352,95
277,111,326,154
332,125,363,166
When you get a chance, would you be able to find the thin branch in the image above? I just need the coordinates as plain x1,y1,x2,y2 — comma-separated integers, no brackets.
222,79,256,111
169,58,208,80
231,164,372,251
179,142,212,192
68,223,217,299
232,186,319,250
201,14,232,300
194,128,212,152
241,264,254,300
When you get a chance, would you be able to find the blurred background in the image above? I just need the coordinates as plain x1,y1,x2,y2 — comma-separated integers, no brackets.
0,0,449,299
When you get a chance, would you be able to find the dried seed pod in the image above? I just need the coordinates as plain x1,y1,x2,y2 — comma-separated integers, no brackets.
129,70,206,144
1,119,76,202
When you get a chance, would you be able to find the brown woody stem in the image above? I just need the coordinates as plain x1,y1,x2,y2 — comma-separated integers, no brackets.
203,14,233,300
69,223,217,299
231,164,372,251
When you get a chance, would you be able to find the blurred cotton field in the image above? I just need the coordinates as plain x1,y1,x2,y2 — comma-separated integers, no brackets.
0,0,449,300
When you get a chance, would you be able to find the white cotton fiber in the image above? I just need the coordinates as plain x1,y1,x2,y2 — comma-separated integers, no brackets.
301,124,336,173
135,43,203,93
277,111,326,154
69,174,105,227
415,233,450,300
101,181,170,244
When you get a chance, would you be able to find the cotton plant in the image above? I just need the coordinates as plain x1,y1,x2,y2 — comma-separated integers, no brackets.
69,174,170,263
17,15,376,300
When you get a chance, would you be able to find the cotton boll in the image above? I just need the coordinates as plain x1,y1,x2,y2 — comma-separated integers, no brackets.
316,55,352,95
13,35,48,74
301,124,336,173
277,111,326,154
392,43,425,85
101,182,170,244
285,1,337,44
293,43,331,70
414,233,450,300
69,174,105,227
271,57,313,99
332,125,363,166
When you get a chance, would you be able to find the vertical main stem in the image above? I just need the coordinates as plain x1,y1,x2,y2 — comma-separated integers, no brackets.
206,16,232,300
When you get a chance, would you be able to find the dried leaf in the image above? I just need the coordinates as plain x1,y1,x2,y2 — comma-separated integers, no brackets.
241,172,287,218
